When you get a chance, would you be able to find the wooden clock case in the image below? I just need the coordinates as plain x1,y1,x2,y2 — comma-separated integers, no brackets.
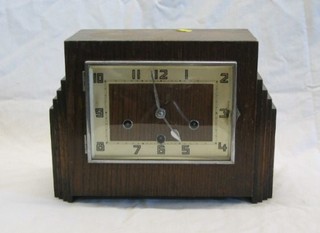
50,29,276,203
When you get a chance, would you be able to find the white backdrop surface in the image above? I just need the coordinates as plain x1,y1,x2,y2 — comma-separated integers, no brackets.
0,0,319,232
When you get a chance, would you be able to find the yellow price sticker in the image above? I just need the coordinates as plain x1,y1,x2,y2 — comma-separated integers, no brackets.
177,29,192,32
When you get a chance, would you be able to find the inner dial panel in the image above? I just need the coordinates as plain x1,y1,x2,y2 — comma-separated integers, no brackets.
85,62,236,163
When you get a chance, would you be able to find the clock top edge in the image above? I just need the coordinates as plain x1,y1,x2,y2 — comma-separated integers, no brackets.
65,29,257,42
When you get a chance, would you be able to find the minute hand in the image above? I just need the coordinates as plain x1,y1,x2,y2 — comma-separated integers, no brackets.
151,71,161,110
150,71,181,142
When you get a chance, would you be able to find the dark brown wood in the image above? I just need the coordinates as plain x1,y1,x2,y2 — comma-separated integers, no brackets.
251,75,277,203
50,29,276,202
109,84,213,141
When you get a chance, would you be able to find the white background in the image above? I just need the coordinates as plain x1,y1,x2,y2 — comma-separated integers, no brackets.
0,0,319,232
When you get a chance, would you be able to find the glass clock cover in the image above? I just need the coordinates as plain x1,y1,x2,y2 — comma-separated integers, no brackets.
85,61,237,163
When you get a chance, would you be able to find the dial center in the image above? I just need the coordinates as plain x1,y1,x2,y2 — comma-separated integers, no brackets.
155,108,166,119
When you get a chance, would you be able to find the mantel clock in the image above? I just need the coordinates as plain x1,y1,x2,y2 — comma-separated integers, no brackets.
50,29,276,203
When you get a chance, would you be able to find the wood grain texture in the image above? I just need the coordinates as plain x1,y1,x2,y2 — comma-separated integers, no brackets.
109,83,213,141
50,29,276,202
251,75,277,203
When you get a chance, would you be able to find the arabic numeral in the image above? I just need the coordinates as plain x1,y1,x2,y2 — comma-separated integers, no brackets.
154,69,168,80
219,108,230,118
182,145,190,155
218,142,227,152
93,73,104,83
133,145,141,155
220,73,229,83
132,69,140,79
185,69,189,80
157,145,165,154
96,142,105,151
95,108,104,118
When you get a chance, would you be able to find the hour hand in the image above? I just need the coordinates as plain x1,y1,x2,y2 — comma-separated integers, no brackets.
163,118,181,142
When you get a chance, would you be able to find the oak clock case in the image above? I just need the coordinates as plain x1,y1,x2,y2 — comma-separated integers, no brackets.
85,62,237,163
50,29,276,203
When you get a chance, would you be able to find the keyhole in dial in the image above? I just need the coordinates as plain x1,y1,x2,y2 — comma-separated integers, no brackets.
189,120,199,130
122,119,133,129
156,134,166,144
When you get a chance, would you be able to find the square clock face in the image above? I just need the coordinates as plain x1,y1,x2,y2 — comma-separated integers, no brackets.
85,61,237,163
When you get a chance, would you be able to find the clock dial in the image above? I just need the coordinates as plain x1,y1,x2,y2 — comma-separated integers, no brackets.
85,61,236,163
